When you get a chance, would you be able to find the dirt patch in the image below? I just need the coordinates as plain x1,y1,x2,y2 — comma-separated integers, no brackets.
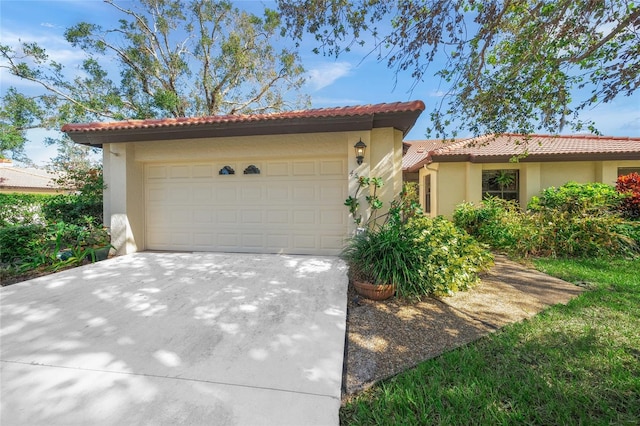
342,255,584,398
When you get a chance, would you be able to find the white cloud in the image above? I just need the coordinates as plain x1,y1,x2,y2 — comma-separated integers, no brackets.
307,62,353,91
578,98,640,136
1,29,87,65
429,90,446,97
40,22,57,28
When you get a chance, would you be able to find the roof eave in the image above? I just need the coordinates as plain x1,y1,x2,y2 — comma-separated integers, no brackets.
473,152,640,163
65,109,423,147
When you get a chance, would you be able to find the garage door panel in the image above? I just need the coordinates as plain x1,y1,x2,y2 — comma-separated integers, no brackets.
170,208,192,224
192,164,214,177
293,161,316,176
145,159,347,254
168,187,190,203
193,210,213,223
266,162,289,176
267,210,289,224
218,210,238,224
241,187,262,201
320,209,345,225
292,186,315,202
241,210,263,224
293,210,316,225
267,186,289,201
147,165,167,179
320,160,344,175
215,186,238,202
169,165,191,178
218,233,239,248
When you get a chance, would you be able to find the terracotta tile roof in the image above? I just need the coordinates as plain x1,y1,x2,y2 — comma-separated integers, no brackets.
403,134,640,170
62,101,425,133
402,139,456,172
0,166,61,191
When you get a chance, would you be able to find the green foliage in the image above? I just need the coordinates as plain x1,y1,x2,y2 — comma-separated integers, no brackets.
455,183,639,258
528,181,624,213
617,172,640,219
1,219,111,274
279,0,639,137
342,257,640,425
0,193,53,227
1,0,308,156
344,175,384,228
42,165,104,225
342,223,424,296
454,197,537,253
0,167,107,281
0,88,43,158
344,182,492,298
42,195,102,226
409,216,493,296
0,224,46,263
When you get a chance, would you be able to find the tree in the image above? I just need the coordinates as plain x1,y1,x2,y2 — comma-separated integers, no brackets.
0,0,307,158
278,0,639,138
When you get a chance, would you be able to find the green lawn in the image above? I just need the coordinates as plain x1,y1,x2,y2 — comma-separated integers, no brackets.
340,257,640,425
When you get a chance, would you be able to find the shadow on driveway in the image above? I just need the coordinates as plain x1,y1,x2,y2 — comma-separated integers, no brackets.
1,252,348,425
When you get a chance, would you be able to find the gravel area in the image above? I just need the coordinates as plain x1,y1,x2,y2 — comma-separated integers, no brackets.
342,255,584,397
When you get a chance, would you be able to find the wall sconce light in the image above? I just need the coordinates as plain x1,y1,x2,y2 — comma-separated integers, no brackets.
354,139,367,165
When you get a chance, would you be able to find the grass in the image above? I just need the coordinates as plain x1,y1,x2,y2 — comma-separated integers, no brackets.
340,257,640,425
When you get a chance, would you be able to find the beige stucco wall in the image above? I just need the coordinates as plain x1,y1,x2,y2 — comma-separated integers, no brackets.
103,128,404,255
418,159,640,218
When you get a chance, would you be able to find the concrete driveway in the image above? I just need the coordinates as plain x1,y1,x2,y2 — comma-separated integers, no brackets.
0,252,348,425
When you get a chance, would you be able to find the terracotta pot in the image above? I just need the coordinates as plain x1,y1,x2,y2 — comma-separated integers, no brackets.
353,280,396,301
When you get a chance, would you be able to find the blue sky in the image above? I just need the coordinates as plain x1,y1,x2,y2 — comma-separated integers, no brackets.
1,0,639,166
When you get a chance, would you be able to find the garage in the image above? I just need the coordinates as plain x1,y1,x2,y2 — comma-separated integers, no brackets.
61,100,425,256
145,158,347,254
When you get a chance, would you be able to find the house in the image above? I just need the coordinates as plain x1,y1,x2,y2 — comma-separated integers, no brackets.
403,134,640,217
62,101,425,256
0,159,62,194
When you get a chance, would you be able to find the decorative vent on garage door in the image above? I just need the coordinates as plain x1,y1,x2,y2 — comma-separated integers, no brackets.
243,165,260,174
219,165,235,175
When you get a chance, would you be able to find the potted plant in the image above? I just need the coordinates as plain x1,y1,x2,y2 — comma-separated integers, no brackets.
342,178,422,300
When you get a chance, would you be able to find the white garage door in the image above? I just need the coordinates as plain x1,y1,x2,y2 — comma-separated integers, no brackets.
145,158,348,255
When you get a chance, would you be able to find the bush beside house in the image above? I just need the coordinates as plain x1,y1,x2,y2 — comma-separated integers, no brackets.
454,180,640,258
0,167,109,284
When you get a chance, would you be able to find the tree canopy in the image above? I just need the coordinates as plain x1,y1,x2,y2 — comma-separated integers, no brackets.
278,0,639,138
0,0,307,159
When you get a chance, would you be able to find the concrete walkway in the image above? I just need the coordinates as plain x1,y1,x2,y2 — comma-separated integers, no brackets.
1,252,348,425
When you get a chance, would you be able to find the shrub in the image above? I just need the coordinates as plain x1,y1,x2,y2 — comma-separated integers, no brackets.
409,216,493,295
532,209,637,258
0,193,52,227
0,224,46,263
42,194,102,226
343,215,493,298
343,178,493,298
454,197,537,254
528,181,623,213
455,182,639,258
342,223,425,296
616,172,640,219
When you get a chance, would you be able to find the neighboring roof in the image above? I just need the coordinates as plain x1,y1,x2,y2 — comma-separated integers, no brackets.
62,101,426,147
0,165,61,191
403,134,640,171
402,139,458,172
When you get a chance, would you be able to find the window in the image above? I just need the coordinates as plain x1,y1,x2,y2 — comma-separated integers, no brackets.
219,166,235,175
424,174,431,214
243,165,260,174
482,170,519,202
618,167,640,177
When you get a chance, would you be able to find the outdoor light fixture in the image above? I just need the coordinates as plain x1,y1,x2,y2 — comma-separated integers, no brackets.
354,139,367,165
